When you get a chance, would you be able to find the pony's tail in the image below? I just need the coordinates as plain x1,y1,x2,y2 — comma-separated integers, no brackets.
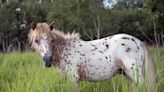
143,42,156,89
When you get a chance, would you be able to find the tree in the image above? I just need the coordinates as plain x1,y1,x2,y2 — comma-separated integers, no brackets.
0,0,163,52
145,0,164,55
0,0,48,52
47,0,106,40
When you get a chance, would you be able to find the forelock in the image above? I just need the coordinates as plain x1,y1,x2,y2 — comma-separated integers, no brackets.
28,23,52,48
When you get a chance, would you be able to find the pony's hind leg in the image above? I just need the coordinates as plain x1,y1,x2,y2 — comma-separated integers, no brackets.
124,62,144,86
117,58,144,86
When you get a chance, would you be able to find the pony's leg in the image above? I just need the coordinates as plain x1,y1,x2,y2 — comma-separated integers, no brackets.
120,58,144,86
73,80,80,92
71,73,80,92
125,74,132,86
127,67,144,87
126,67,145,92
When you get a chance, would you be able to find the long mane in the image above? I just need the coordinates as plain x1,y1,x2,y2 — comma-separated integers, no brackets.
28,23,80,48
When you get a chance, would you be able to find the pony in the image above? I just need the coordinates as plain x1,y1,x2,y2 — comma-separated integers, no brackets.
28,22,156,91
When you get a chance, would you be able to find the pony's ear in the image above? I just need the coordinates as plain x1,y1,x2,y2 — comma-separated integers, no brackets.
49,25,53,31
31,22,37,30
49,21,55,31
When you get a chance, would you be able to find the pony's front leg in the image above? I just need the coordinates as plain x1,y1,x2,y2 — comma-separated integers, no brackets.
71,73,80,92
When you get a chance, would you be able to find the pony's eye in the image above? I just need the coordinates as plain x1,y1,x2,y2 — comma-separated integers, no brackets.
51,39,54,43
35,40,39,43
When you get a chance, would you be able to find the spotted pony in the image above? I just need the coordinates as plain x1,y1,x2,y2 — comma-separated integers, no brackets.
28,23,156,90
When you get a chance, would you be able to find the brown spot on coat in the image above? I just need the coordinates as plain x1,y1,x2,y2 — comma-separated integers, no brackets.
131,38,140,50
131,38,135,41
126,47,131,52
122,37,130,40
106,44,109,49
121,43,126,46
77,65,86,80
99,51,104,54
90,44,98,51
141,55,143,61
109,55,111,62
99,58,102,60
115,59,126,72
80,53,85,56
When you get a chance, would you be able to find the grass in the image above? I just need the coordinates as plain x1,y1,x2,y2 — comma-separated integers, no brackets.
0,48,164,92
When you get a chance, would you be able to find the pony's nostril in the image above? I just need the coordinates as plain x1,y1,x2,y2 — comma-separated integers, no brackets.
43,54,52,63
45,63,51,68
43,55,52,68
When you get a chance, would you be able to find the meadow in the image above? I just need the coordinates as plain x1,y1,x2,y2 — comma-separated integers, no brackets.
0,48,163,92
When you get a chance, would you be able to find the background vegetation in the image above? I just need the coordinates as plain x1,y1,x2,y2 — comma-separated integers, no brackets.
0,0,163,52
0,0,163,92
0,48,163,92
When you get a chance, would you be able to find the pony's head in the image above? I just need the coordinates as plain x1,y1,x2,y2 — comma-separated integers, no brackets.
28,23,54,67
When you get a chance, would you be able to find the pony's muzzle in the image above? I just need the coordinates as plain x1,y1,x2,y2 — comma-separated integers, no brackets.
43,54,52,68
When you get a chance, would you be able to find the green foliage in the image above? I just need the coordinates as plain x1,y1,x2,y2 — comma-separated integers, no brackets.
47,0,104,40
0,53,74,92
0,48,164,92
0,0,163,52
0,0,49,52
100,8,148,38
144,0,164,44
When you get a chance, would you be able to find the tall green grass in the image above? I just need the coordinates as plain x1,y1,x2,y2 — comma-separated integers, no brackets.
0,48,164,92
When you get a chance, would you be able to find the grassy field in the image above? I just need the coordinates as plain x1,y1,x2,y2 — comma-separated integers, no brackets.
0,48,164,92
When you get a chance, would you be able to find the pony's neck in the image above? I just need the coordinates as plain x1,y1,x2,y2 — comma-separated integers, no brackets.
52,34,66,63
52,33,78,66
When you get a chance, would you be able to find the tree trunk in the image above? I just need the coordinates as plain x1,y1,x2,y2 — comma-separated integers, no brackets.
161,31,164,46
2,40,6,53
140,29,155,45
157,33,160,46
81,21,93,40
153,20,160,56
93,14,100,39
18,42,21,52
7,44,13,52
